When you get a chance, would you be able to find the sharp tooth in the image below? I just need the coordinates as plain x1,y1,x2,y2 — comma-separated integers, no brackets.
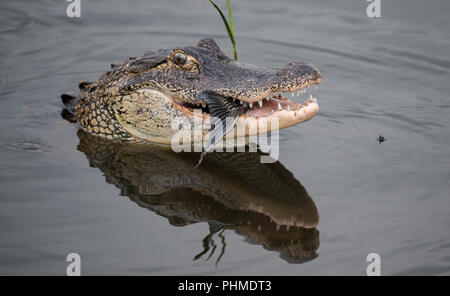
266,97,270,101
249,102,253,108
278,103,282,110
258,100,263,108
309,94,313,101
201,103,206,108
240,100,243,105
271,109,274,114
287,105,291,111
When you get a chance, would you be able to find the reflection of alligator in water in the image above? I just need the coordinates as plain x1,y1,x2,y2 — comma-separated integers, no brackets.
77,130,320,264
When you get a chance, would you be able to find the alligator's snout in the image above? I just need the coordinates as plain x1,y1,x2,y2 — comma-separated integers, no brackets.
190,60,322,105
277,62,322,88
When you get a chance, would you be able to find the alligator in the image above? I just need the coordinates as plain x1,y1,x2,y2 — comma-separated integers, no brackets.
77,129,320,263
61,38,322,148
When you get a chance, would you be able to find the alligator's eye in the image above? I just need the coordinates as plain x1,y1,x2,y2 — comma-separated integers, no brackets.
172,52,187,66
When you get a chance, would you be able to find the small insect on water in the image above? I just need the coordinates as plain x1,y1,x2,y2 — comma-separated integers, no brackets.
377,134,386,144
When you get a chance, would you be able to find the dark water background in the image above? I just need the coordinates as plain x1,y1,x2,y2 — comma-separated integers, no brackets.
1,0,450,275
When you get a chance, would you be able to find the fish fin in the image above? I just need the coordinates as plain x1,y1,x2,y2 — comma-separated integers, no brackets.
193,91,244,168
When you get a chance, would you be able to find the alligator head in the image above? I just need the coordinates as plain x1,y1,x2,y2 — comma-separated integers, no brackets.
77,130,320,263
62,38,322,145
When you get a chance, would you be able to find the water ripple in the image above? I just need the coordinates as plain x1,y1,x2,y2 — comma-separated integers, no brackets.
0,5,42,34
0,140,50,153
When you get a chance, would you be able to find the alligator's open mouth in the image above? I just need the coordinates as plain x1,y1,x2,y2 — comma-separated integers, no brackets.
171,82,320,127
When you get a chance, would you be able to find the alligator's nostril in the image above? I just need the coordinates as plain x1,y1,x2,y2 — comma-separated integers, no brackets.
309,64,322,79
278,62,321,82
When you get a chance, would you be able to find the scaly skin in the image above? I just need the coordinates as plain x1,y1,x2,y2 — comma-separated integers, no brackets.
62,38,322,144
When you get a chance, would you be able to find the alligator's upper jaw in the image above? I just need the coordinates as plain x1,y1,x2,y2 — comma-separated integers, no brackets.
172,62,322,129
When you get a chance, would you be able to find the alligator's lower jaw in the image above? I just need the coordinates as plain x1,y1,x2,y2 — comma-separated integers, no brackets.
242,97,319,131
172,93,319,132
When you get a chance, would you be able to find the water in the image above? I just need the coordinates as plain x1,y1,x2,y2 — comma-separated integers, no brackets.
1,0,449,275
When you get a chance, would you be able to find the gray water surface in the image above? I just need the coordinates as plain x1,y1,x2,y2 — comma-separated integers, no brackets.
1,0,450,275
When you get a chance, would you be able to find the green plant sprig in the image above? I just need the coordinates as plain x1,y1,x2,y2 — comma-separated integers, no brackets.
209,0,238,60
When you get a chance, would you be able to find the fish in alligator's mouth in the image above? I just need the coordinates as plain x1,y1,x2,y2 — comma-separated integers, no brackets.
61,38,322,149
